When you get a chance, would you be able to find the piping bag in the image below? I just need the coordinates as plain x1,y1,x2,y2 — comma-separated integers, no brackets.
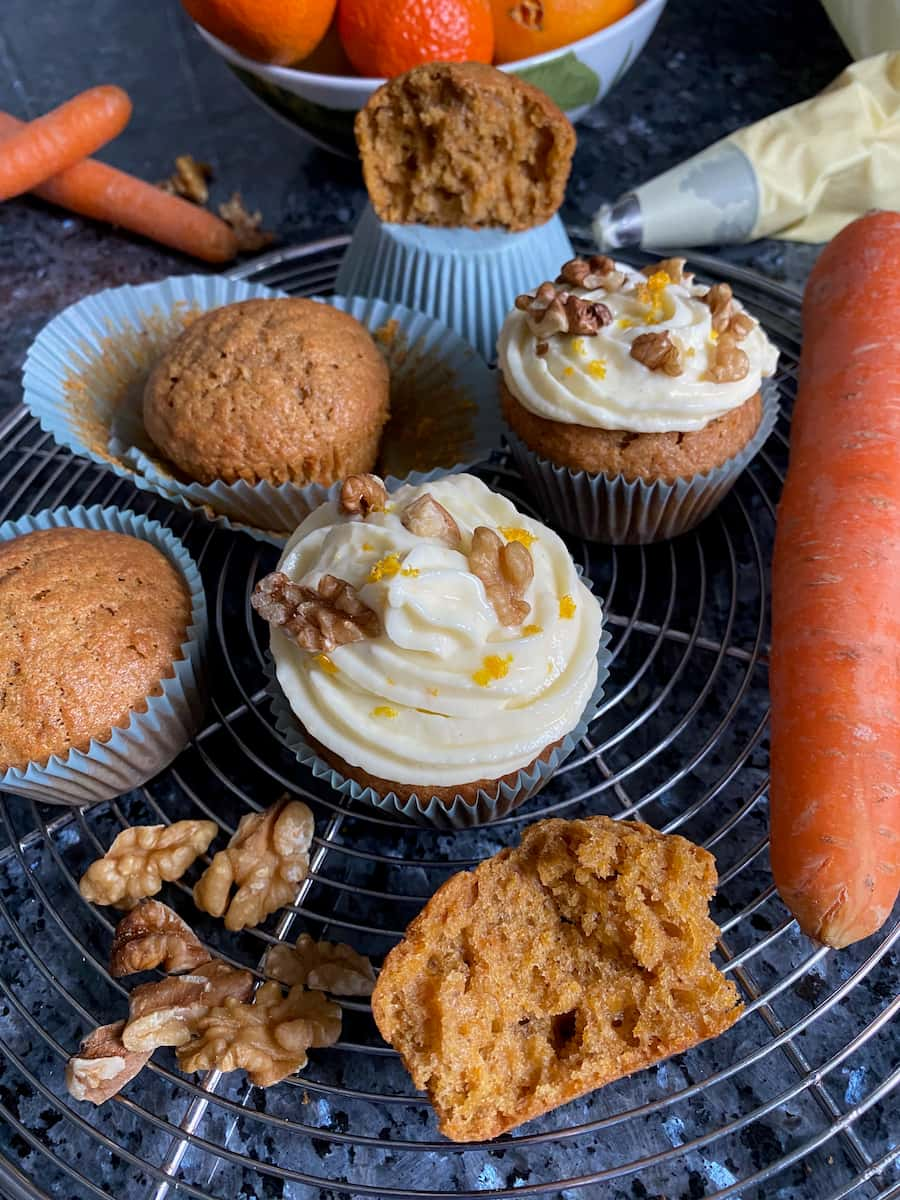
594,52,900,249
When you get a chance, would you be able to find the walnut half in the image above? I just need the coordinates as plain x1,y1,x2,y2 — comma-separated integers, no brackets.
701,282,734,333
515,283,612,339
401,494,461,549
469,527,533,627
193,796,315,931
252,571,380,653
557,255,626,292
264,932,376,996
66,1022,151,1105
340,474,387,517
630,331,684,377
177,981,342,1087
706,332,750,383
79,821,218,909
122,959,254,1052
110,899,211,977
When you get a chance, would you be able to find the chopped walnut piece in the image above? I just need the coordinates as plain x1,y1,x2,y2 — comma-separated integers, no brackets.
110,899,210,977
123,959,254,1052
701,282,734,333
193,796,315,931
728,311,756,340
252,571,380,653
264,933,376,996
642,257,688,285
66,1021,151,1105
79,821,218,909
218,192,276,253
630,331,684,377
469,527,533,627
158,154,213,204
177,981,341,1087
706,332,750,383
515,283,612,339
340,474,387,517
401,494,461,549
557,255,626,292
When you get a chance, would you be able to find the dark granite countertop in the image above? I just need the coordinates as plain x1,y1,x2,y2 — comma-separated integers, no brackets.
0,0,849,419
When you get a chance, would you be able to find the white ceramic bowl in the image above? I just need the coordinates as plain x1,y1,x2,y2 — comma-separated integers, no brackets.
196,0,667,157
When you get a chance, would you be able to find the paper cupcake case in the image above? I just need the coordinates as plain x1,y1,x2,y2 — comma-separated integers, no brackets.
505,383,780,546
22,275,502,546
0,505,208,806
335,203,575,363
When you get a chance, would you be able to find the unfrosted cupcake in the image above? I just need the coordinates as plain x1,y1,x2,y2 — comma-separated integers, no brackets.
254,473,604,823
497,256,779,543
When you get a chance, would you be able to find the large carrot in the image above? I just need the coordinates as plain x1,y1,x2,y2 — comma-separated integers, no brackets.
0,113,238,263
770,211,900,949
0,86,132,201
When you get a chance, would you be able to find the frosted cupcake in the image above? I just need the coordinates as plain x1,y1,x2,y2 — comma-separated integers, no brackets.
497,256,780,543
255,473,605,824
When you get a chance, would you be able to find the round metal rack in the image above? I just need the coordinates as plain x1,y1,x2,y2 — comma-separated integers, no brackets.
0,238,896,1200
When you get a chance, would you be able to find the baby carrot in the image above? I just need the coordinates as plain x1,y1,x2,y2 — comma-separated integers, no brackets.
0,86,132,201
769,211,900,949
0,112,238,263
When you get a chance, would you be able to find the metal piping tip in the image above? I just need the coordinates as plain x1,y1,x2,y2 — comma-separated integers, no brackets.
592,193,643,250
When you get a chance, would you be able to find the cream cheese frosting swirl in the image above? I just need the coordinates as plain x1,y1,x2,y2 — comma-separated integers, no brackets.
497,261,778,433
270,474,603,789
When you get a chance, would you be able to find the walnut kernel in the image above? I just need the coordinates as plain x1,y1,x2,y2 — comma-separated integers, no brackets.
218,192,275,253
251,571,380,653
706,332,750,383
159,154,212,204
701,282,734,333
66,1021,151,1105
469,527,533,627
79,820,218,909
728,311,756,340
515,283,612,339
557,255,626,292
264,932,376,996
193,796,315,931
177,981,341,1087
110,899,210,977
401,494,461,549
630,331,684,377
340,474,387,517
122,959,254,1052
642,258,688,284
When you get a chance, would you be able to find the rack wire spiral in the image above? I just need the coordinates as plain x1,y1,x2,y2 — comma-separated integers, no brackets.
0,237,896,1200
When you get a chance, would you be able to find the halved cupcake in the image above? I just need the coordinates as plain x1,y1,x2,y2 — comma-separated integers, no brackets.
497,256,779,543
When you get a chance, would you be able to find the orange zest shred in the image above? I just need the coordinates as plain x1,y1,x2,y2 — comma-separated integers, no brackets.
559,595,577,619
313,654,338,674
371,705,399,719
369,552,419,582
499,526,537,548
588,359,607,379
523,623,542,637
472,654,513,687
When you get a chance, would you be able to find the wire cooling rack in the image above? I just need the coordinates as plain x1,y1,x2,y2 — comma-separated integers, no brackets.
0,238,897,1200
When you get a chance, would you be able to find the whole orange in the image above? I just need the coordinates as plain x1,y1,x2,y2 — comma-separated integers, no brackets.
491,0,634,63
337,0,494,79
180,0,337,67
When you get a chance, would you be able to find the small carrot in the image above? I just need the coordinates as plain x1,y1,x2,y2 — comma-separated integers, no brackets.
0,86,132,201
0,113,238,263
769,211,900,949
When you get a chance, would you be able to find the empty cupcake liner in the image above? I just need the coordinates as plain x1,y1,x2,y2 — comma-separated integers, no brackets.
505,383,780,545
335,204,575,363
0,505,208,806
22,275,502,546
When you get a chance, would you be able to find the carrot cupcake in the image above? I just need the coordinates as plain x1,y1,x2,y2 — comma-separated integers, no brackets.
255,473,606,827
497,256,779,543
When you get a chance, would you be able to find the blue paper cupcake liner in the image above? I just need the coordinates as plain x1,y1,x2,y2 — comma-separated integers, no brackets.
335,204,574,363
505,382,780,546
0,506,208,806
22,275,502,546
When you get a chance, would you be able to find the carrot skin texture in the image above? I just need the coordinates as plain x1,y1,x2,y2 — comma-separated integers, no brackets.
770,211,900,949
0,86,132,201
0,113,238,263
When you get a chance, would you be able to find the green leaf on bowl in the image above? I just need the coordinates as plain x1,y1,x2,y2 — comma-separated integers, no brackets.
513,52,600,110
228,66,357,158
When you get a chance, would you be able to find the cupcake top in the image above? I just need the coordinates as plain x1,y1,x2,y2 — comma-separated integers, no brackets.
257,473,602,789
497,257,779,433
0,528,191,771
143,298,390,487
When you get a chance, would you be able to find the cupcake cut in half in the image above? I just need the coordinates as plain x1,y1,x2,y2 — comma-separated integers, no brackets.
497,256,780,542
372,814,743,1141
0,527,191,771
254,473,603,808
